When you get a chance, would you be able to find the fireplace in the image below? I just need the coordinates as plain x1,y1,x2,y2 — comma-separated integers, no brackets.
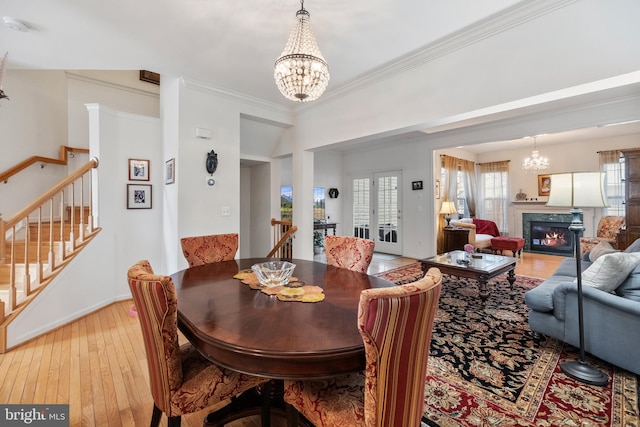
529,221,574,255
522,212,581,256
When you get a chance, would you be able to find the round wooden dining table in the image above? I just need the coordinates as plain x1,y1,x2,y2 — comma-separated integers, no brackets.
173,257,394,379
171,257,395,426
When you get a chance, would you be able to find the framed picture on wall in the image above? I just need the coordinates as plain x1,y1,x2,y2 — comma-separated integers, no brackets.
538,174,551,196
165,158,175,184
127,184,152,209
412,180,423,191
128,159,150,181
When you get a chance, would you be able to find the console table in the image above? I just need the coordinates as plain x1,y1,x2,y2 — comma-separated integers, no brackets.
314,222,337,236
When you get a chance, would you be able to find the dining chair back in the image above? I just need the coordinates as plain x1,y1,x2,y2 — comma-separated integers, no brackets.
180,233,238,266
324,235,375,273
284,267,443,427
127,260,265,427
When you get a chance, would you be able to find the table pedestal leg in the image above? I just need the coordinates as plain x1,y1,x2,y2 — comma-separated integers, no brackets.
203,380,310,427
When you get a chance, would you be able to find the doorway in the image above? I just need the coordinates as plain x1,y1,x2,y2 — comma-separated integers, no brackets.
352,171,402,255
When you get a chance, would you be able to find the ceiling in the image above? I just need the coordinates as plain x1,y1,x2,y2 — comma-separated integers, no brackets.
2,0,638,155
1,0,524,106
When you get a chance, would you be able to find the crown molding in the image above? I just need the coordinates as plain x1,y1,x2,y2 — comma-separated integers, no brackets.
181,77,293,117
312,0,579,108
65,71,159,99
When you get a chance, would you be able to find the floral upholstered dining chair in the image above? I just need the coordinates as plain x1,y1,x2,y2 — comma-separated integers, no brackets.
323,235,375,273
283,267,442,427
180,233,238,266
127,260,266,427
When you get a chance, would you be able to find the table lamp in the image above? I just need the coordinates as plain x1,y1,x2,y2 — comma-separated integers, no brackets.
546,171,609,386
440,201,458,227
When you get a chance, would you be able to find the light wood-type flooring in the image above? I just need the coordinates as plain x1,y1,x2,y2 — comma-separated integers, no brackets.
0,252,563,427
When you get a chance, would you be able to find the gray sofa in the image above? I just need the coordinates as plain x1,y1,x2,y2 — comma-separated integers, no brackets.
525,239,640,375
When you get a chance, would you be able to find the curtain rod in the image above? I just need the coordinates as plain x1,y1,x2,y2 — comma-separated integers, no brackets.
476,160,511,165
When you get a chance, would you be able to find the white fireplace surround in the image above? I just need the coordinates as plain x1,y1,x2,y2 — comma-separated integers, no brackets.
510,203,597,239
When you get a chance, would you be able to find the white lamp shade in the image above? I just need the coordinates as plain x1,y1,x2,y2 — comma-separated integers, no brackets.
440,201,458,215
546,172,609,208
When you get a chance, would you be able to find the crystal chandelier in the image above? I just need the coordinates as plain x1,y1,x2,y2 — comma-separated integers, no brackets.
274,0,330,102
522,136,549,172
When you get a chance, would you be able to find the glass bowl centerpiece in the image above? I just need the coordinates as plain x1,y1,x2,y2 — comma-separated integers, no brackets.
251,261,296,288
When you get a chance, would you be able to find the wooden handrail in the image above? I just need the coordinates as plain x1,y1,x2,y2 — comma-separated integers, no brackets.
267,218,297,258
4,158,99,230
0,146,89,184
0,157,101,348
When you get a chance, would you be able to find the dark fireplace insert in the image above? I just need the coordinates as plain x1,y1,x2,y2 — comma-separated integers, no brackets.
529,220,574,255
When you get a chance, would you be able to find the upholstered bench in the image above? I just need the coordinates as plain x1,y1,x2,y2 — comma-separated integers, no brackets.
491,236,525,258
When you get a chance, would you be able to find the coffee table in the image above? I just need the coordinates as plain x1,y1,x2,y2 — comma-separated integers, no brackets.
420,250,517,301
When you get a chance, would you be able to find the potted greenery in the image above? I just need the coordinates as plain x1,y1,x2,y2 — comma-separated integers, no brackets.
313,231,324,254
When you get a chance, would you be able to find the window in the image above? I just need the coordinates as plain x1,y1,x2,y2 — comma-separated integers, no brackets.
352,178,370,238
600,152,625,216
477,161,509,232
440,168,467,216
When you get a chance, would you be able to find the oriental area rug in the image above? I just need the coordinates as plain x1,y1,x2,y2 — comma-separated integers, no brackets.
375,263,640,427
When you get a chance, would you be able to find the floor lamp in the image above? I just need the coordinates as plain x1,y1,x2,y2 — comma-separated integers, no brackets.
546,172,609,386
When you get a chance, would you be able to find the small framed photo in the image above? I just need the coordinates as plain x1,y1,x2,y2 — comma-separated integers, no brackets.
538,174,551,196
129,159,150,181
165,158,175,185
127,184,152,209
412,180,423,191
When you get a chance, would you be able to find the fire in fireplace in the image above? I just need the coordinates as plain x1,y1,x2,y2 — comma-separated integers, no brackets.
529,221,574,255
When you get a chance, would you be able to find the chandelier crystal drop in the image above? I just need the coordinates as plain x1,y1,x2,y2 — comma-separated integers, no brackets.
522,136,549,172
274,0,329,102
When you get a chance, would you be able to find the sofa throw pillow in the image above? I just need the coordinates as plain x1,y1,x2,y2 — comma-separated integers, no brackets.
588,240,619,262
616,262,640,301
581,252,640,292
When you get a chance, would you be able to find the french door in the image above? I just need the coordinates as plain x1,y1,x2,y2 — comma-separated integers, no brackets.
352,171,402,255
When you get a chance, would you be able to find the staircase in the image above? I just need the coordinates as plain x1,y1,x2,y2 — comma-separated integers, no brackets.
0,155,100,352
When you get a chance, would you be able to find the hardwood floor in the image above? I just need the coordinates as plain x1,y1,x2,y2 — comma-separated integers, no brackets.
0,252,563,427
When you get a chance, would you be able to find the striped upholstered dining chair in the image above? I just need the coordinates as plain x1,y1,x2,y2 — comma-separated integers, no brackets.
284,267,442,427
180,233,238,266
323,235,375,273
127,260,266,427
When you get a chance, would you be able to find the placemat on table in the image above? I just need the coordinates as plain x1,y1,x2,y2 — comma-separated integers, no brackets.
233,269,325,302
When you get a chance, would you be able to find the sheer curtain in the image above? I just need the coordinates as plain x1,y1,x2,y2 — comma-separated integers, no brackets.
599,150,625,216
438,155,460,252
477,161,509,233
460,159,477,218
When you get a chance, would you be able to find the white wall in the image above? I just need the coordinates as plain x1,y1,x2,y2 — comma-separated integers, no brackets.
0,70,68,219
67,71,160,149
314,151,343,234
162,78,293,272
247,162,272,258
342,139,434,259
